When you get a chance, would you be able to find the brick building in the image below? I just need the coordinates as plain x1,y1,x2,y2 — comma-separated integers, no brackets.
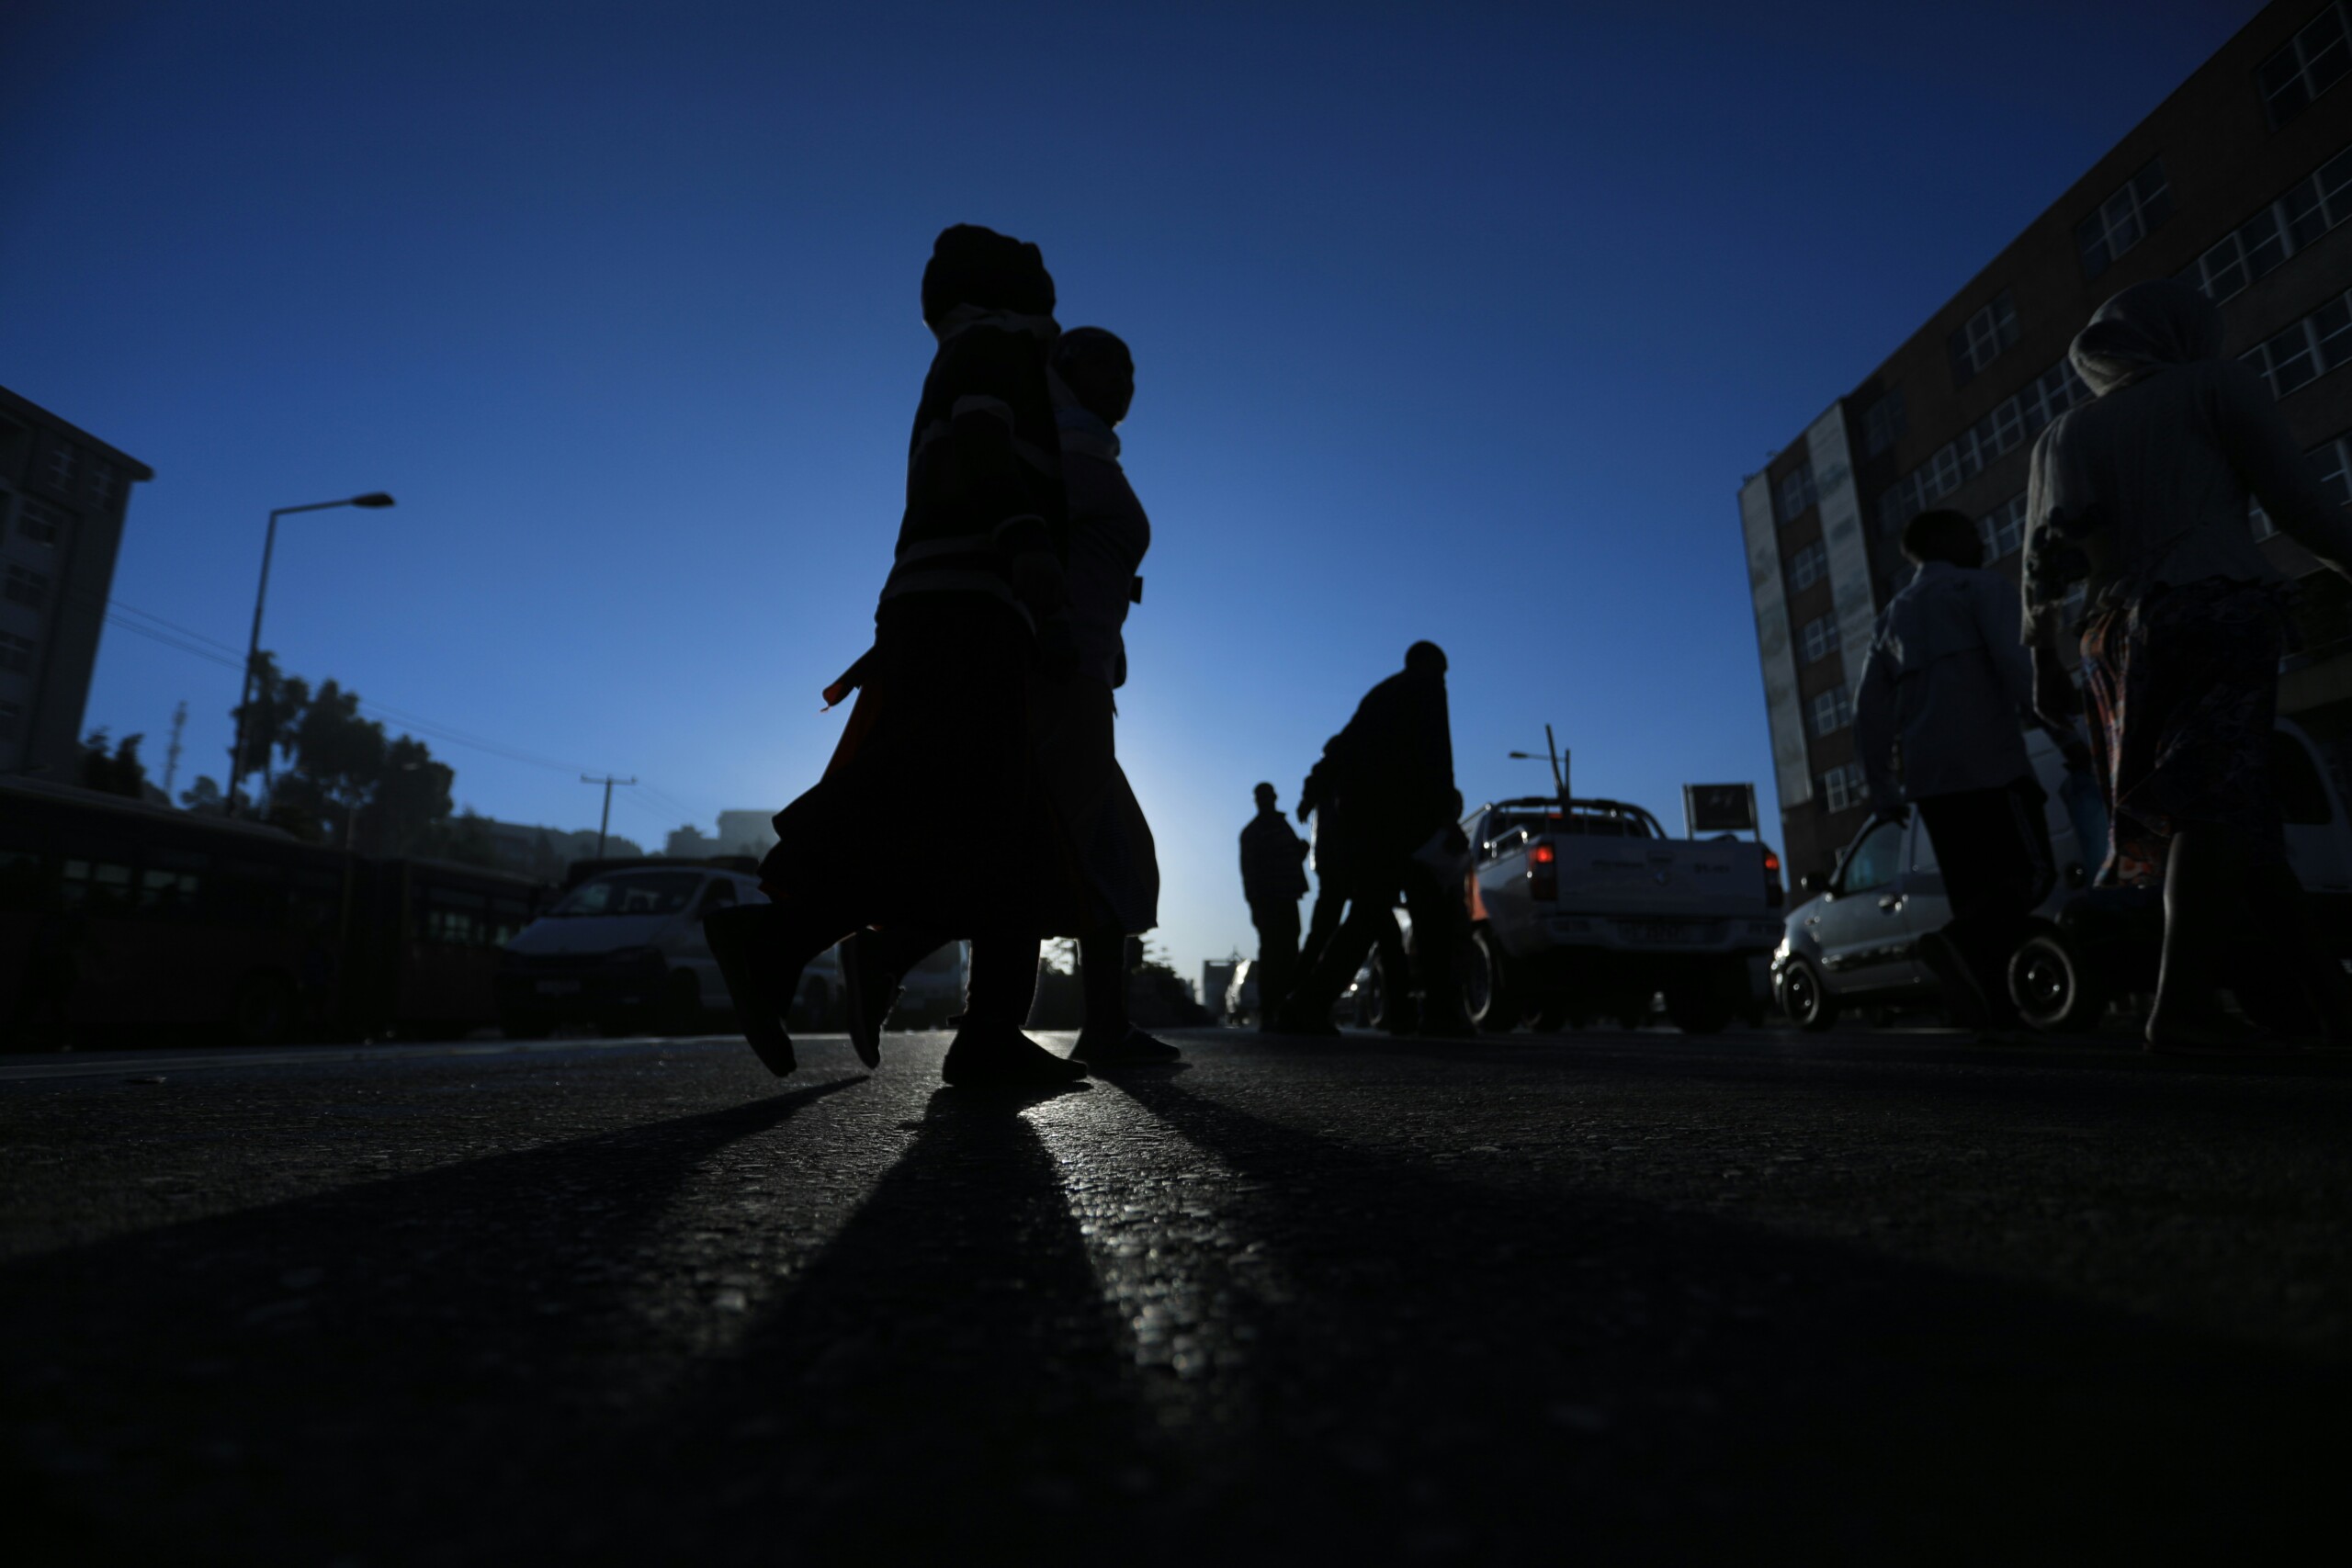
1743,0,2352,881
0,386,153,780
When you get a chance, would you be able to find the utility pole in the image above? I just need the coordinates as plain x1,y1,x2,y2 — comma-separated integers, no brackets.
582,774,635,858
162,700,187,798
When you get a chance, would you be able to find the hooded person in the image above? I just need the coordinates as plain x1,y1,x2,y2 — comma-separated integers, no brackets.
2021,278,2352,1051
832,325,1181,1067
704,223,1090,1089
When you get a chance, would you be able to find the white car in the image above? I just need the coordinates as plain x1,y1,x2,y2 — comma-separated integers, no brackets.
498,863,842,1036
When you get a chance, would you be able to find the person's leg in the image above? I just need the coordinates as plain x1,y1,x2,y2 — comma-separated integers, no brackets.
1257,902,1301,1028
2245,861,2352,1042
2146,824,2258,1049
1074,931,1181,1063
1917,786,2043,1029
1298,890,1343,988
834,924,953,1067
1274,877,1390,1032
706,897,862,1077
1371,906,1411,1032
1401,862,1474,1033
941,931,1087,1085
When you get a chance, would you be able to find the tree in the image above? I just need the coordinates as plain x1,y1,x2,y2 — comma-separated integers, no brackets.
221,653,455,852
79,729,149,799
180,774,225,814
228,651,309,805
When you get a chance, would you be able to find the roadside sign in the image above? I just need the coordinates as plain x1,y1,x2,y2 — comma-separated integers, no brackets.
1683,783,1758,836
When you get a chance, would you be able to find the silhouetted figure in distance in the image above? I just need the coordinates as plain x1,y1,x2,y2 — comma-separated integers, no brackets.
1272,641,1474,1037
1297,756,1411,1031
1854,507,2061,1030
705,223,1087,1089
1238,782,1307,1029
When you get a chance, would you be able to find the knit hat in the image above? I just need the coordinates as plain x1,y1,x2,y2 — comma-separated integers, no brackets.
921,224,1056,328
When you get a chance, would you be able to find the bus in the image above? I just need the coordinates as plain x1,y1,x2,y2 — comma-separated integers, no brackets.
0,775,546,1050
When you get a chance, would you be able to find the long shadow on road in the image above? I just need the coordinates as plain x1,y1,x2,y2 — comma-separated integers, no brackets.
1,1075,868,1564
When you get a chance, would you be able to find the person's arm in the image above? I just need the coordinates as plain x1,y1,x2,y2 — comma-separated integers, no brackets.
1850,635,1902,818
951,333,1066,612
1968,570,2036,720
2018,427,2086,736
2213,359,2352,579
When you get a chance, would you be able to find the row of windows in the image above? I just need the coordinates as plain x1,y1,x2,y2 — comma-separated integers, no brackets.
2243,284,2352,400
1862,388,1906,457
1819,762,1869,814
1949,289,2021,386
2077,157,2174,281
0,630,31,674
1775,461,1817,525
1787,537,1826,592
2250,426,2352,539
1809,683,1852,739
2184,141,2352,305
1979,491,2029,561
2262,1,2350,128
1876,357,2094,536
11,496,67,547
4,565,49,611
1800,613,1841,665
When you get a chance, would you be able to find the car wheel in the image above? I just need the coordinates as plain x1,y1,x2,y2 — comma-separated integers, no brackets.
2008,931,2108,1033
1464,929,1514,1032
1779,957,1838,1032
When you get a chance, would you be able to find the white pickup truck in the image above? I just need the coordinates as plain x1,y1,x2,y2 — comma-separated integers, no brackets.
1459,795,1785,1033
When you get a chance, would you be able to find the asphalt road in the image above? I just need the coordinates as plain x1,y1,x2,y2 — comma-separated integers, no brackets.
4,1024,2348,1564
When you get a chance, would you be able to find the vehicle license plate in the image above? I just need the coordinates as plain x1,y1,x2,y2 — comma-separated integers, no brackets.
1624,922,1691,944
536,979,582,996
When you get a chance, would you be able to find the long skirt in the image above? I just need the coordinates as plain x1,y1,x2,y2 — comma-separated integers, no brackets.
2078,578,2287,886
1029,671,1159,937
762,596,1086,933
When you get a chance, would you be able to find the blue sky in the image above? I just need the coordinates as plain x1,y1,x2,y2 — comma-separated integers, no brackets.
1,0,2261,983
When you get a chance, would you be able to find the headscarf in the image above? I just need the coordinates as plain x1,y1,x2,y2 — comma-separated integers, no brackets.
920,223,1055,329
2069,278,2224,398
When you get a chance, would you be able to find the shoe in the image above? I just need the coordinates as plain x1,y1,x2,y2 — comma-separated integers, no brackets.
1072,1027,1182,1066
940,1023,1091,1088
704,904,799,1077
838,931,897,1070
1917,931,1994,1032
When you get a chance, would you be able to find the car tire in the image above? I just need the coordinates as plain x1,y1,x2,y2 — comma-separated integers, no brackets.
1464,928,1514,1032
2008,931,2108,1033
1778,957,1838,1032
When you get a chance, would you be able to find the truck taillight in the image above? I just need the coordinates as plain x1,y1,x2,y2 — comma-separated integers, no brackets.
1764,849,1784,908
1528,840,1556,900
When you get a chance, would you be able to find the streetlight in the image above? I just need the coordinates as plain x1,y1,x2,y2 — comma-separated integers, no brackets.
231,491,395,818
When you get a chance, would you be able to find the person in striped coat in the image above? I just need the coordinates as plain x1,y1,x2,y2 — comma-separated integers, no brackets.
707,224,1090,1089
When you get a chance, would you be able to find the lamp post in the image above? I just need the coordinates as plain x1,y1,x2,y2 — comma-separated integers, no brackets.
232,491,395,818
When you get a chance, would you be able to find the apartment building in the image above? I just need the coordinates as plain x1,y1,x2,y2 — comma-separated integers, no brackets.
0,386,153,779
1743,0,2352,880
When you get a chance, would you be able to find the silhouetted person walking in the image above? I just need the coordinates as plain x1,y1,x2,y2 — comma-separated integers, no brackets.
1272,641,1473,1036
1855,507,2061,1029
1298,757,1411,1031
1239,782,1307,1028
2022,279,2352,1052
705,223,1087,1089
837,326,1179,1066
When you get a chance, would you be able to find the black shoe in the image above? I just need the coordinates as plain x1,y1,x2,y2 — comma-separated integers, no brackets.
1072,1027,1182,1066
941,1023,1090,1088
1917,930,1994,1032
704,904,799,1077
838,931,897,1070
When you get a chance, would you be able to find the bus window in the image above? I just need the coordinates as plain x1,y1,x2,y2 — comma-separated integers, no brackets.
137,866,203,915
62,858,133,912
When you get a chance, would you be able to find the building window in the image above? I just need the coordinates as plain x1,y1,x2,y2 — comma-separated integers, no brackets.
1776,462,1818,525
1800,613,1841,665
17,499,62,547
43,441,78,491
1980,492,2028,560
4,566,48,610
2076,158,2173,280
1820,761,1868,813
88,463,119,511
2188,142,2352,304
2259,1,2351,128
1949,290,2021,386
1862,388,1907,458
2315,430,2352,507
2242,286,2352,399
1787,539,1827,592
1875,355,2092,537
1809,684,1852,739
0,631,29,674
